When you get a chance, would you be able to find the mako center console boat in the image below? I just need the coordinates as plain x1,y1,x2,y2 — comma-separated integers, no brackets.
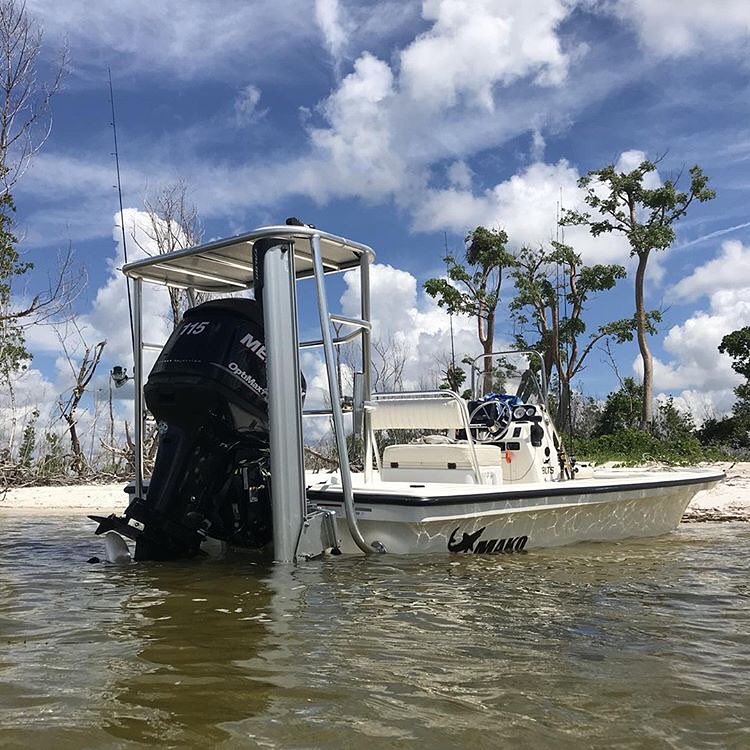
91,224,723,562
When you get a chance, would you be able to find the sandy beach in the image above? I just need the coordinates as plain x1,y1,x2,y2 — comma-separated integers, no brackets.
2,462,748,520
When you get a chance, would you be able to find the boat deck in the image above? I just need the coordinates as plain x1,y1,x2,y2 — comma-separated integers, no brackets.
306,468,725,506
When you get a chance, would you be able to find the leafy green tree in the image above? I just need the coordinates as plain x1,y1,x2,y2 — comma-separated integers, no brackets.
0,1,69,386
424,227,515,394
438,362,466,394
511,240,635,433
719,326,750,407
594,377,643,436
0,183,30,382
701,326,750,450
653,396,696,441
562,158,715,428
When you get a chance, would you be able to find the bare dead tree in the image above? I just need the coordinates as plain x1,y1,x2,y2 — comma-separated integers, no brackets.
132,181,207,327
55,321,105,476
2,242,84,328
0,0,68,192
372,335,410,392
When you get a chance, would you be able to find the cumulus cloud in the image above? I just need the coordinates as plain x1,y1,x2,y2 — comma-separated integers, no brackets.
615,149,662,189
0,367,55,443
651,286,749,418
670,240,750,301
19,1,634,244
413,158,632,263
339,261,501,391
613,0,750,57
400,0,571,110
306,52,405,200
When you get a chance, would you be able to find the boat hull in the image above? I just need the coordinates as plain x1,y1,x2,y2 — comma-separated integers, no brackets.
309,471,723,555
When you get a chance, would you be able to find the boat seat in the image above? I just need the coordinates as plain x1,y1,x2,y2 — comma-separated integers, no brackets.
383,443,502,468
365,390,490,483
380,443,504,485
365,393,470,430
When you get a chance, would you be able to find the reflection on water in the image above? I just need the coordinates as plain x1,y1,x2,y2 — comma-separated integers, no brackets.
1,516,749,748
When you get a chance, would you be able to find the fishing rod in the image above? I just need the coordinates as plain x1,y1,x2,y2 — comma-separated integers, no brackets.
108,67,135,364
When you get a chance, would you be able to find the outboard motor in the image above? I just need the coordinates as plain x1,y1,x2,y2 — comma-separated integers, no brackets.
92,298,303,561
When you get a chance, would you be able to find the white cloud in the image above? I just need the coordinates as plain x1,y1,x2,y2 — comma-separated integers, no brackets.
42,209,177,370
413,158,632,263
0,367,54,445
20,1,641,244
614,0,750,57
400,0,571,110
340,262,495,391
446,160,473,190
315,0,349,74
670,240,750,301
306,52,405,200
27,0,316,83
650,286,749,418
234,85,265,126
615,149,662,189
530,128,546,162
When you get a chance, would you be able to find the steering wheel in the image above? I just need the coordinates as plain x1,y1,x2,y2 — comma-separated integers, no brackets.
468,399,512,443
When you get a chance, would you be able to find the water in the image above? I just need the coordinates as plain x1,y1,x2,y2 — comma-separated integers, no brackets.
1,517,749,749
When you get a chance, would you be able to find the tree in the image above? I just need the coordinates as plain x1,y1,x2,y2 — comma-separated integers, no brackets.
562,157,715,428
510,240,632,432
0,181,79,385
0,182,26,380
136,182,205,327
433,351,467,394
424,227,515,394
719,326,750,406
594,377,643,436
701,326,750,450
0,0,67,191
55,322,106,476
0,2,73,385
371,335,409,391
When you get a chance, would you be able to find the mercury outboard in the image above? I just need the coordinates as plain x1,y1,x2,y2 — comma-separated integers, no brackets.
91,297,304,561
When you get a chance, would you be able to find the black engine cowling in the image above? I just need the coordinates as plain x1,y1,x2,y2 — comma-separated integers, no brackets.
103,298,302,561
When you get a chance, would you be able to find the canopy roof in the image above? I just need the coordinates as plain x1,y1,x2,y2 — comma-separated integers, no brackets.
122,225,375,293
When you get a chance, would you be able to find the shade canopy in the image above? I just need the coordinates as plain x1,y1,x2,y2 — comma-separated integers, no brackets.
122,225,375,293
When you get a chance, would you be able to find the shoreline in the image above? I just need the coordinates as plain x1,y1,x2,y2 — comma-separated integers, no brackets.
1,462,748,521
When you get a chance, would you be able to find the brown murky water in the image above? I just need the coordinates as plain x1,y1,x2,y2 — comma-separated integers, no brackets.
1,516,749,749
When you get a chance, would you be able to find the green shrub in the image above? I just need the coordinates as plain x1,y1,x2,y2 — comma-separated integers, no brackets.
573,428,724,466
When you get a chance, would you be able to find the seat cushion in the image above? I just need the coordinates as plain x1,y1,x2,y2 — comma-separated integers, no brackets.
382,443,503,469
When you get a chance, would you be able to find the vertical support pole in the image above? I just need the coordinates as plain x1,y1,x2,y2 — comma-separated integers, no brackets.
311,234,377,554
260,240,306,563
360,253,374,483
132,278,145,499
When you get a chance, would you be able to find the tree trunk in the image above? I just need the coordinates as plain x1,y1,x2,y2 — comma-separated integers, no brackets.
557,375,572,435
64,412,84,475
482,338,494,395
635,251,653,429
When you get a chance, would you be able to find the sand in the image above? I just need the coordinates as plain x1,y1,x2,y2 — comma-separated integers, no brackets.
1,463,748,520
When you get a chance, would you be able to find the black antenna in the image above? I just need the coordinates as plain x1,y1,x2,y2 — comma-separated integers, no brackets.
108,68,135,358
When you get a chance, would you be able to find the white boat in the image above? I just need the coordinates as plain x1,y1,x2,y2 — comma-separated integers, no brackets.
90,223,723,561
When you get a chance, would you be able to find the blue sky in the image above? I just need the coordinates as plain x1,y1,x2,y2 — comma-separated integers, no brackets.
8,0,750,434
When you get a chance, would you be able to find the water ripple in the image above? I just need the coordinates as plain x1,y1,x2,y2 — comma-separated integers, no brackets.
1,516,749,748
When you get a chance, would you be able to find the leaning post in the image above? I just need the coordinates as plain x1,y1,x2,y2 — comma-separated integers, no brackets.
255,238,307,563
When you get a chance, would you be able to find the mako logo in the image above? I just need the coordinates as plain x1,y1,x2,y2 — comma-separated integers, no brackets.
448,526,528,554
239,332,266,361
